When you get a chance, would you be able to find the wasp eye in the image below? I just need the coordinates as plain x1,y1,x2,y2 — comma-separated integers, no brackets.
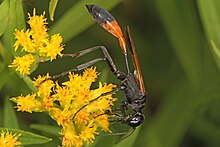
128,113,144,127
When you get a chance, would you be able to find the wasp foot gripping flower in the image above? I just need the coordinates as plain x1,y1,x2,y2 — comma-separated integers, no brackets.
0,130,22,147
11,67,117,147
9,8,64,75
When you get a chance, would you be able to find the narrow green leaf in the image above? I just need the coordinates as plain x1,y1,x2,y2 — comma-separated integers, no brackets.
3,97,19,129
2,0,25,54
0,63,7,90
0,128,52,145
49,0,59,21
0,38,11,64
49,0,121,43
142,82,198,147
154,0,204,85
0,0,9,36
15,0,25,30
21,74,38,92
211,40,220,58
30,124,61,136
197,0,220,70
192,111,220,147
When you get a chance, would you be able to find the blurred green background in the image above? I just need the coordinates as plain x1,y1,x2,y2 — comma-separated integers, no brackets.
1,0,220,146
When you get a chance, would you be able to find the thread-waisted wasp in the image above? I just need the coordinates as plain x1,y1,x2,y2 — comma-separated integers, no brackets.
43,4,147,140
85,3,146,129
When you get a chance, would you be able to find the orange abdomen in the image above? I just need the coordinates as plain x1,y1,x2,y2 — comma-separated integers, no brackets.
86,4,127,53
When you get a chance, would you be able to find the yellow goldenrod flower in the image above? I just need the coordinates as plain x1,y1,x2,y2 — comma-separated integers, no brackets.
11,67,117,147
94,114,112,132
61,125,83,147
0,130,22,147
55,68,117,146
10,94,43,113
14,29,36,52
52,83,73,108
74,110,90,124
8,54,36,75
33,73,51,86
50,108,72,126
28,9,48,36
9,8,64,75
39,34,64,61
37,79,54,98
79,121,98,144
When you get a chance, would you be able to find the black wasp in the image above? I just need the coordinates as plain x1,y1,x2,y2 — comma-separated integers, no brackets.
44,4,147,140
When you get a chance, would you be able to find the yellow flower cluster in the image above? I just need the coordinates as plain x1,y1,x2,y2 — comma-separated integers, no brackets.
11,67,117,147
9,9,64,75
0,130,22,147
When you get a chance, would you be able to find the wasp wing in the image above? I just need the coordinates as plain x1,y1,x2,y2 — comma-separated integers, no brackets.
125,26,146,94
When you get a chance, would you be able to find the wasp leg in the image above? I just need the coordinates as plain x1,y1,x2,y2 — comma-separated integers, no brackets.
96,107,136,142
72,87,119,120
63,46,126,80
115,127,136,144
39,46,127,87
99,127,136,144
105,110,122,125
120,101,129,116
100,127,135,136
37,58,105,87
50,58,105,80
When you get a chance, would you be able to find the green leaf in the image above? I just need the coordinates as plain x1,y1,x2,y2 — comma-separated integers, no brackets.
1,0,25,54
16,72,38,93
3,97,19,129
49,0,59,21
211,40,220,58
0,63,7,90
0,128,52,145
154,0,204,85
49,0,121,43
0,38,11,64
0,0,9,36
190,102,220,147
30,124,61,136
197,0,220,70
141,82,198,147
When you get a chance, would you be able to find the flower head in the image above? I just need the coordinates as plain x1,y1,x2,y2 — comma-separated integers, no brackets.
8,54,36,75
9,8,64,75
10,94,43,113
11,67,117,146
0,130,22,147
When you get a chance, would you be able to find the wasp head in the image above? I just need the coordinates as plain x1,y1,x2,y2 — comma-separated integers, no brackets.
125,112,144,127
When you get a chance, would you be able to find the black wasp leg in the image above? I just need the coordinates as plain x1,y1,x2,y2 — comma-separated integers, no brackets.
121,101,129,116
38,58,106,87
95,110,122,125
50,58,105,80
38,46,126,87
99,127,136,144
100,128,135,136
63,46,126,80
115,127,136,143
72,87,119,120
